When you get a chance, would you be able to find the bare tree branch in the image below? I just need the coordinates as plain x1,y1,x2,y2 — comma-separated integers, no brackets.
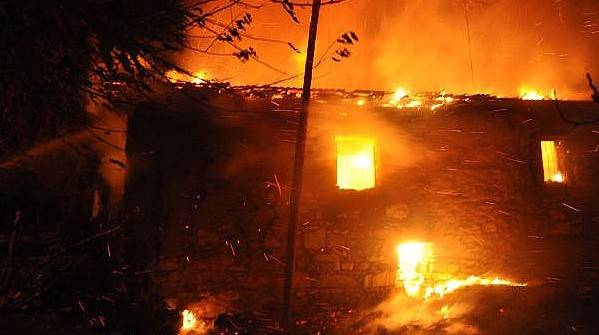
553,75,599,127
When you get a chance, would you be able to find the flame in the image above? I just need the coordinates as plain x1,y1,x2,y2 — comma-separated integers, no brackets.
438,304,450,319
424,276,526,299
386,88,454,111
395,242,526,299
181,309,197,331
180,309,210,334
540,141,564,183
405,99,423,108
519,87,545,100
390,87,409,103
336,137,376,191
395,242,434,296
166,70,208,84
551,172,564,183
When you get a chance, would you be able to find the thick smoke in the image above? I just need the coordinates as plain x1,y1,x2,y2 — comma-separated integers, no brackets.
178,0,599,99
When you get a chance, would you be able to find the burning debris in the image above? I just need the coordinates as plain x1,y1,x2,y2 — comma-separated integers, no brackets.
358,242,529,334
383,87,455,110
179,309,212,335
395,242,526,300
181,309,198,332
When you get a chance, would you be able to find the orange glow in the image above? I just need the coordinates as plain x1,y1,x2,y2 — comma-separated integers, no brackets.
395,242,526,299
424,275,526,299
336,137,376,191
519,87,545,100
390,87,409,104
174,1,594,100
166,70,208,84
385,88,455,110
541,141,564,183
181,309,197,331
405,99,423,108
180,309,210,334
395,242,434,296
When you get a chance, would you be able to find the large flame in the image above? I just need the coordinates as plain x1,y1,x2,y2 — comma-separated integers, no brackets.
395,242,526,299
181,309,197,331
519,87,546,100
336,136,376,191
395,242,434,296
174,0,596,100
180,309,209,334
540,140,565,183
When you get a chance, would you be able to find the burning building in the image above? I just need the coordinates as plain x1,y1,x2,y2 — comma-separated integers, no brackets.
114,87,599,334
3,1,599,334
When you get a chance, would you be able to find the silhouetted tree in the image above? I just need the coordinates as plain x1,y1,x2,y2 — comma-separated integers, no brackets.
0,0,191,159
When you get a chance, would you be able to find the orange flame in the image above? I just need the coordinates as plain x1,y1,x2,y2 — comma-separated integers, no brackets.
395,242,526,299
541,141,565,183
181,309,197,331
166,70,208,84
180,309,209,334
519,87,545,100
386,88,455,111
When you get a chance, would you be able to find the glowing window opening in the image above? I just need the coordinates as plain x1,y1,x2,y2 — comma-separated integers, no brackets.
540,140,564,183
336,137,376,191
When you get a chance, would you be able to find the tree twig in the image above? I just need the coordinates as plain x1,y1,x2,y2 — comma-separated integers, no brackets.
553,74,599,127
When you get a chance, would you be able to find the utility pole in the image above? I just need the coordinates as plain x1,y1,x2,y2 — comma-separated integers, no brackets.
282,0,322,330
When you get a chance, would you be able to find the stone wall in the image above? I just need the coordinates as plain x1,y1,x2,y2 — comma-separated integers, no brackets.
124,94,599,328
294,99,599,312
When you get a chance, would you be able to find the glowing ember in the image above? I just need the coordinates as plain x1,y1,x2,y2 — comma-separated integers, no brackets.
386,88,453,110
405,99,423,108
519,87,545,100
541,141,565,183
390,87,409,103
336,137,376,191
395,242,526,299
356,98,367,107
181,309,197,331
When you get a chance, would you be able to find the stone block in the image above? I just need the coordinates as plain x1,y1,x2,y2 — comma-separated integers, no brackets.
364,271,396,289
303,228,326,250
327,232,347,249
293,271,317,289
340,262,355,271
482,221,498,233
321,274,358,288
385,203,409,220
158,257,179,272
315,253,341,271
196,229,220,249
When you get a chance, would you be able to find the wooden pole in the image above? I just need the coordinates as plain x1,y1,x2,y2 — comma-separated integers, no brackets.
283,0,322,330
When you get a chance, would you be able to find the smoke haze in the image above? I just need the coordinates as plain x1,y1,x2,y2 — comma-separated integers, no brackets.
178,0,599,99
